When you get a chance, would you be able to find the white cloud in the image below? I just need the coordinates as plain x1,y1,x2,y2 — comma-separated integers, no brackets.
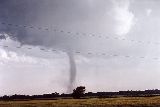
112,0,135,36
146,8,152,16
0,37,70,95
0,48,37,64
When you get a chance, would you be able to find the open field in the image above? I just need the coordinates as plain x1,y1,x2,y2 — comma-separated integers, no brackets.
1,96,160,107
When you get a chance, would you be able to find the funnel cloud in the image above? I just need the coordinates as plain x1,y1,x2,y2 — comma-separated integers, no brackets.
67,52,76,93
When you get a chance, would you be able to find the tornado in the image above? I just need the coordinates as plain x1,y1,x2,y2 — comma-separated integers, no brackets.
67,52,76,93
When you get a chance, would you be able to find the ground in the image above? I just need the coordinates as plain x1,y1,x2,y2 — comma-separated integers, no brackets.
1,96,160,107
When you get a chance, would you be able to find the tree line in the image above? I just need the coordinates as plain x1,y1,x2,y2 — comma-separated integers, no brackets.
1,86,160,100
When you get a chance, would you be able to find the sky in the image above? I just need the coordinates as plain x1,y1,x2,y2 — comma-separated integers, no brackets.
1,0,160,95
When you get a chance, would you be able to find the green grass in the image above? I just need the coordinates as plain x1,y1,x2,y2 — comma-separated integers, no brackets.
1,96,160,107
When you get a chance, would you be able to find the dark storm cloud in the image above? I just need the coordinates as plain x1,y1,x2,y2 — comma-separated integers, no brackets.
0,0,114,49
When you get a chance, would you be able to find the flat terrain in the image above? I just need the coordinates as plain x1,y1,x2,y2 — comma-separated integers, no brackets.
1,96,160,107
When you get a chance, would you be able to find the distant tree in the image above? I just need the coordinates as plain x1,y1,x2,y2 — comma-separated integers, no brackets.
72,86,85,99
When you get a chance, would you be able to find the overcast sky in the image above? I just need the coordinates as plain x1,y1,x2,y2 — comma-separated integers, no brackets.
1,0,160,95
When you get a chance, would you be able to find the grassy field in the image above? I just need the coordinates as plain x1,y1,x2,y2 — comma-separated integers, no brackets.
1,96,160,107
